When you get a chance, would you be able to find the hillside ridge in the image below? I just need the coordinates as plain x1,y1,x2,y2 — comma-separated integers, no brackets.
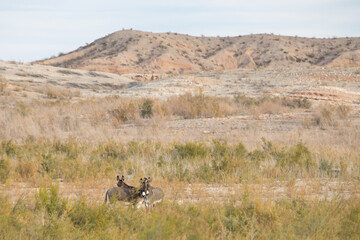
36,30,360,77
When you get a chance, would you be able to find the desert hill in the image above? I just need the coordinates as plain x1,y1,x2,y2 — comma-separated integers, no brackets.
36,30,360,77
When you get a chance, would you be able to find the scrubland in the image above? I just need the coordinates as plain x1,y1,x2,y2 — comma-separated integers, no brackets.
1,184,359,239
0,84,347,142
1,68,360,239
0,98,359,238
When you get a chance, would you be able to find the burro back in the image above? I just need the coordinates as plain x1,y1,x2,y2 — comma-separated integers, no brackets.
149,186,165,206
104,186,131,204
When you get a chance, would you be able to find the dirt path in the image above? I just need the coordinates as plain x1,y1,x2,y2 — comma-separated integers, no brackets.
1,179,359,205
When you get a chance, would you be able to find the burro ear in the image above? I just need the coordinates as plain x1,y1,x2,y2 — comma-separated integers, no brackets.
147,177,152,183
121,175,125,181
116,175,120,181
140,178,143,184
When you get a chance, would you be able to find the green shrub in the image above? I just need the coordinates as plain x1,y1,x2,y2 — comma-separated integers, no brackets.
69,198,109,231
234,142,247,159
340,203,360,239
319,159,333,177
1,140,16,156
39,153,61,179
196,164,215,183
211,139,228,158
174,142,209,159
275,143,314,171
0,155,10,183
35,185,67,216
140,99,153,118
248,149,266,165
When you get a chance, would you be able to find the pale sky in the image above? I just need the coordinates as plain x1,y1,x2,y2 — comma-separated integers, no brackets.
1,0,359,62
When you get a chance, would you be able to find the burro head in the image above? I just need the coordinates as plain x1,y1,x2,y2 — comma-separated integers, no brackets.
116,175,126,187
140,177,152,208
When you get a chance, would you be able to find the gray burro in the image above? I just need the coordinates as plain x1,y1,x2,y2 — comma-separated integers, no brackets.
148,185,165,208
142,177,165,209
104,176,164,210
104,176,148,207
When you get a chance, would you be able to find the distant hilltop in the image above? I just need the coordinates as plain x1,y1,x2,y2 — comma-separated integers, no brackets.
35,30,360,76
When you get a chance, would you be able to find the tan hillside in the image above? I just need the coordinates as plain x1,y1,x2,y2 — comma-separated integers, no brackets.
35,30,360,77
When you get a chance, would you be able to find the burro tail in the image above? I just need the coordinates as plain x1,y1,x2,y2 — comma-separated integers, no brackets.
104,190,108,204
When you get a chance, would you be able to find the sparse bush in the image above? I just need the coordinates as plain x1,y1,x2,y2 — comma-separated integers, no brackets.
274,143,314,172
1,140,16,156
109,101,137,125
248,149,266,165
336,105,351,119
140,99,153,118
57,69,82,76
88,71,109,78
46,86,80,100
15,101,31,116
319,159,333,177
15,159,37,179
35,185,67,216
313,105,337,128
168,91,232,119
174,142,209,159
340,203,360,239
312,104,351,129
282,98,311,109
0,75,7,93
60,116,77,132
0,155,10,183
39,153,62,179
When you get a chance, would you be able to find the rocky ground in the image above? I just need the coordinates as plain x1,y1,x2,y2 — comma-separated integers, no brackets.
2,60,359,102
1,60,360,145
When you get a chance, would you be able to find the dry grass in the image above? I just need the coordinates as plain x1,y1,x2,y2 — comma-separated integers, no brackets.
0,88,358,147
166,90,234,119
0,139,359,185
44,85,81,100
0,75,7,93
310,104,353,129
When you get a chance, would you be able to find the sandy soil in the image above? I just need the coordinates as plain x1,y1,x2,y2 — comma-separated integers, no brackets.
2,61,359,103
1,179,359,205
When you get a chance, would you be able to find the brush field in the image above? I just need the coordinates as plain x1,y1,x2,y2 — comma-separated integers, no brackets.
0,59,360,239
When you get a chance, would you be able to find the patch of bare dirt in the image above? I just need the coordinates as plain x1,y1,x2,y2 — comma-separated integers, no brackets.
1,179,359,205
